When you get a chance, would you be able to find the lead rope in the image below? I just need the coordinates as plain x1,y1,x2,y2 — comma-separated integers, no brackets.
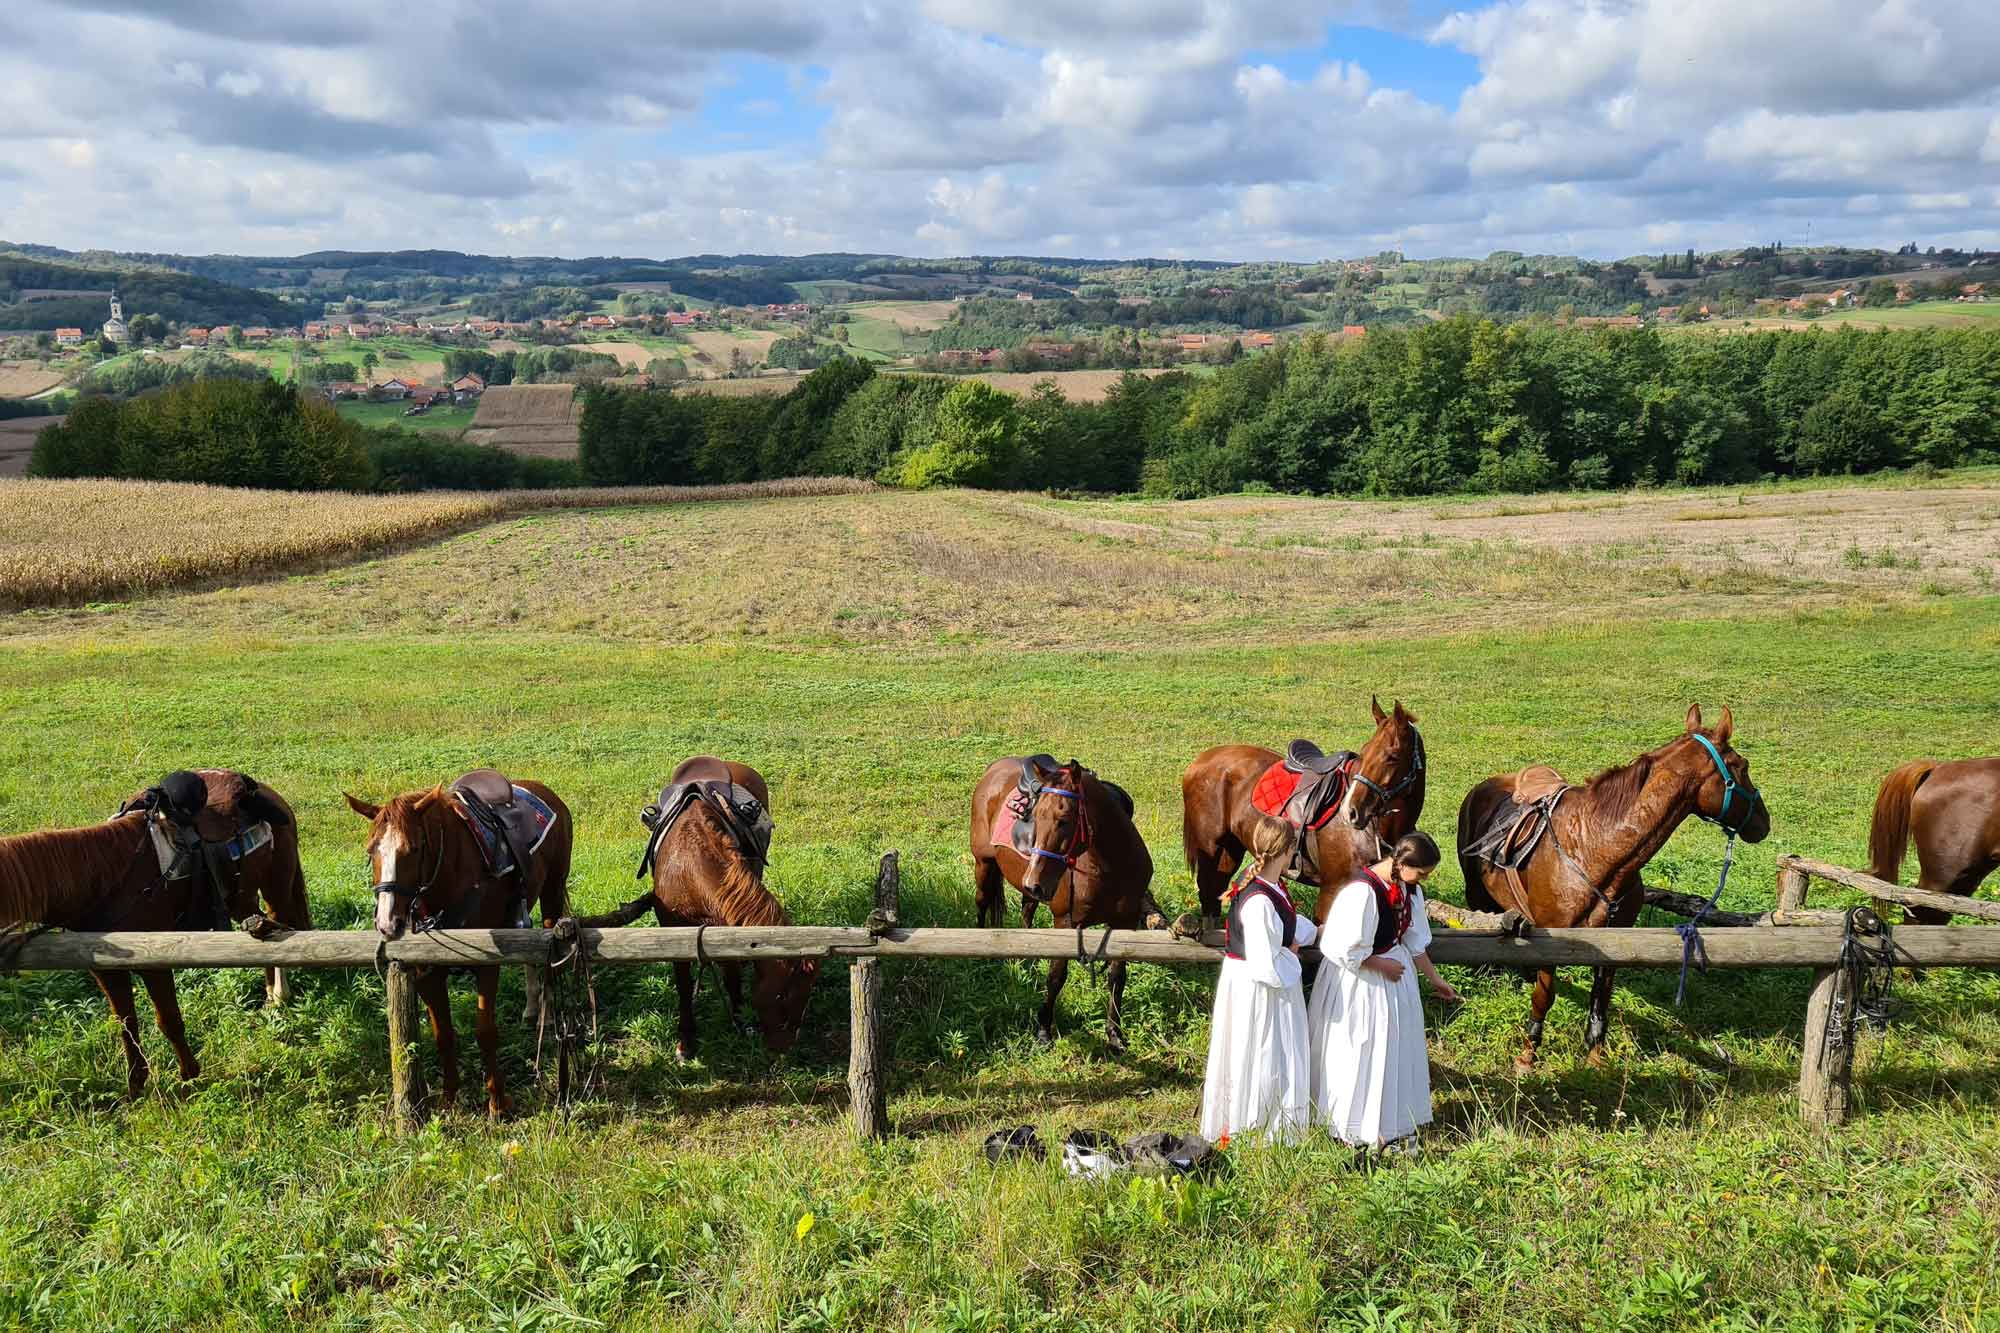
1673,833,1735,1005
535,919,601,1108
1823,906,1898,1063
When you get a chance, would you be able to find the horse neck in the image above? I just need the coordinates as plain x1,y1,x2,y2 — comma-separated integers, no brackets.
691,817,788,928
0,817,148,927
414,800,487,918
1569,751,1701,880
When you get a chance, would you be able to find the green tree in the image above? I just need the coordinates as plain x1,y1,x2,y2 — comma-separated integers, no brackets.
899,380,1021,488
361,351,379,381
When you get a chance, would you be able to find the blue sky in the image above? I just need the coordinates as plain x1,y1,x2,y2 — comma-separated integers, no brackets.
2,0,1996,261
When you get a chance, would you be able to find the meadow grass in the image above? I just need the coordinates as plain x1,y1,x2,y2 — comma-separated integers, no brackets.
2,472,2000,1327
335,400,478,434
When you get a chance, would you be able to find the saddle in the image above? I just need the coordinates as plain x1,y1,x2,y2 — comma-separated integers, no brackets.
637,756,773,880
1462,765,1573,910
1246,740,1356,883
449,769,555,880
996,755,1129,858
116,771,288,930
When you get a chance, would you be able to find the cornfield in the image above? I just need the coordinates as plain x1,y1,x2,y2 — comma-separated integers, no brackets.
0,476,876,611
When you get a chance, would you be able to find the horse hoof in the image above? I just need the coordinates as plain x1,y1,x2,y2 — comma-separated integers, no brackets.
1513,1055,1536,1076
1584,1046,1609,1070
488,1096,513,1120
1035,1026,1054,1049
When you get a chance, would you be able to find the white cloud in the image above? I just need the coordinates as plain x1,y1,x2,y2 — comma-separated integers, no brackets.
0,0,1995,261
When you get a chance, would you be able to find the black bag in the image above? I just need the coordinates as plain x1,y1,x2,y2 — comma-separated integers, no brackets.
1123,1131,1224,1178
981,1125,1045,1163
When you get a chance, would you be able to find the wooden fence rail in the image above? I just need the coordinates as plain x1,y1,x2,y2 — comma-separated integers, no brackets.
4,856,1989,1133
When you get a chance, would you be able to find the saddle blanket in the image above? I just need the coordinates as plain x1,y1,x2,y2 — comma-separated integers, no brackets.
454,785,555,877
1463,768,1572,872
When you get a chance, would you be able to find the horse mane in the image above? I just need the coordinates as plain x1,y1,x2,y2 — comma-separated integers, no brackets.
688,813,789,928
0,817,146,927
1583,750,1658,824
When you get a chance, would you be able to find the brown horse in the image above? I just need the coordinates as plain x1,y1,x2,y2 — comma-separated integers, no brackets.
344,775,572,1117
1181,697,1426,926
632,757,819,1060
0,770,311,1096
1457,705,1770,1071
1870,758,2000,923
971,756,1166,1051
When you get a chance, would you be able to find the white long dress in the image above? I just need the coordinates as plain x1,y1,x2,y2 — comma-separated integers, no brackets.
1199,888,1319,1144
1308,876,1435,1145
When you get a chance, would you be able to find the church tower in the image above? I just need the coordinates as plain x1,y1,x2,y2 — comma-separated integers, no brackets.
102,291,130,346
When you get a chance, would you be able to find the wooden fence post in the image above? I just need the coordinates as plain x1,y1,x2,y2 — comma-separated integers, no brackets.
849,851,899,1141
386,961,428,1134
1776,860,1810,914
1799,964,1855,1126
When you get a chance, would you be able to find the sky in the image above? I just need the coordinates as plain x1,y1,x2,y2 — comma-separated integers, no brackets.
1,0,1997,264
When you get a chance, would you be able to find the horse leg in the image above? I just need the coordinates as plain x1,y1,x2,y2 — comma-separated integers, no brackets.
1583,967,1616,1066
724,963,745,1025
1193,845,1236,931
1516,968,1556,1073
1035,957,1069,1046
92,969,150,1098
973,856,1005,930
474,966,509,1119
415,966,460,1111
1103,960,1129,1056
137,969,200,1083
264,967,293,1008
673,962,699,1062
1020,893,1040,930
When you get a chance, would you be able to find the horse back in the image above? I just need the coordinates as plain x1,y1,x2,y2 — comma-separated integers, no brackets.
1181,744,1279,854
1915,758,2000,866
1457,775,1515,913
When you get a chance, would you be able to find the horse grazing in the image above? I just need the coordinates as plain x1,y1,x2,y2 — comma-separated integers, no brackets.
0,769,311,1097
970,755,1166,1051
1869,757,2000,923
344,770,572,1117
1181,697,1426,926
1457,705,1770,1071
627,756,818,1060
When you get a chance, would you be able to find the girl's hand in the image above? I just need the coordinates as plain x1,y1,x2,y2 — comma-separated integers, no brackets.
1363,955,1405,982
1430,978,1461,1003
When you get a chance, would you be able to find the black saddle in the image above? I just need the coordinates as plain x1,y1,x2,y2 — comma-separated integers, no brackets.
637,757,774,880
449,769,552,887
1015,755,1132,818
1285,739,1347,776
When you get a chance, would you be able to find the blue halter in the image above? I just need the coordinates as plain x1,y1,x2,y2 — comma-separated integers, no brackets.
1675,732,1762,1004
1027,787,1083,866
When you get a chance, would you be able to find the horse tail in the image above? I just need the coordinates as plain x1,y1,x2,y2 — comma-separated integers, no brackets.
1868,759,1937,885
1457,780,1500,914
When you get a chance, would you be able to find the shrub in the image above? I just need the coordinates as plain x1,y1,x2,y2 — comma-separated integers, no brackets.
897,379,1020,488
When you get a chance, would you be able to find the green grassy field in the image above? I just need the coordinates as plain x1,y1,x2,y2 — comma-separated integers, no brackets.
334,400,477,433
2,483,2000,1326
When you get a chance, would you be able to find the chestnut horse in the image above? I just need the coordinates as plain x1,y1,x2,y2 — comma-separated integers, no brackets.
345,777,572,1117
971,756,1166,1051
1457,705,1770,1070
1870,757,2000,923
1181,697,1426,926
0,770,311,1096
633,757,819,1060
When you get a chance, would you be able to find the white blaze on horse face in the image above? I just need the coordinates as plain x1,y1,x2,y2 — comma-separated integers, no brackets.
1338,780,1363,825
374,823,407,936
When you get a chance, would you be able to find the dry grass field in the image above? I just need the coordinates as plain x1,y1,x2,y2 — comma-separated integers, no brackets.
574,340,662,368
12,473,1992,644
682,328,783,371
0,363,65,397
840,299,960,329
0,417,54,478
0,477,873,611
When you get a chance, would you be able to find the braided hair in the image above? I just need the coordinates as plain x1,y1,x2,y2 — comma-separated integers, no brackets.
1390,831,1441,880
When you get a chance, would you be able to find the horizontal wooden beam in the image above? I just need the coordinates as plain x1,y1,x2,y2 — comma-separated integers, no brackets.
9,921,2000,971
1781,855,2000,924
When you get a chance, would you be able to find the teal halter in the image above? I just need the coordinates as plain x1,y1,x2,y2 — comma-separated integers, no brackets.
1689,732,1760,835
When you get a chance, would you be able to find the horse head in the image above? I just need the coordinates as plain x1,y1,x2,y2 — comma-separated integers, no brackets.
345,787,469,939
751,956,821,1052
1679,705,1770,843
1023,758,1090,900
1343,697,1424,829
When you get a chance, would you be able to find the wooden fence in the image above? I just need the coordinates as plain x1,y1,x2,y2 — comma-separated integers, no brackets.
5,853,1994,1132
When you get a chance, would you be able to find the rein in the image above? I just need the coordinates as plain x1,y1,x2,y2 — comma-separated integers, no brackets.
1674,735,1762,1003
1020,782,1090,902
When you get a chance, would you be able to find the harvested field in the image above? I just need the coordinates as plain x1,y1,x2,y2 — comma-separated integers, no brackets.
683,328,782,371
574,340,661,368
0,417,56,478
839,299,959,330
0,363,65,397
22,473,1994,646
0,476,873,610
463,383,580,458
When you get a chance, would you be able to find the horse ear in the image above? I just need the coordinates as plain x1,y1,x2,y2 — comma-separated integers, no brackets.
1372,694,1388,725
1393,699,1413,724
343,792,380,821
1715,707,1734,745
1684,703,1703,734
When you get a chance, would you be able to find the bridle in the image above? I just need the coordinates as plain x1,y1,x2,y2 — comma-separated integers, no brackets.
1349,724,1426,809
372,809,450,934
1021,778,1091,903
1688,732,1761,837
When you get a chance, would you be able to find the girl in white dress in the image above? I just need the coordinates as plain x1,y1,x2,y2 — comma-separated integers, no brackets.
1199,816,1318,1145
1309,831,1460,1155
